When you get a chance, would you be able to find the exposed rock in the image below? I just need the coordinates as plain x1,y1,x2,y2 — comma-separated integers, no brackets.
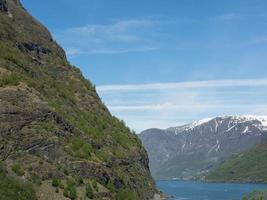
0,0,159,199
94,192,114,199
0,0,8,12
18,42,51,58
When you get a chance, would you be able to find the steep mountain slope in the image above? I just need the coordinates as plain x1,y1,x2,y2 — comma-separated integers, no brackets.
242,190,267,200
0,0,159,199
139,116,267,180
206,141,267,183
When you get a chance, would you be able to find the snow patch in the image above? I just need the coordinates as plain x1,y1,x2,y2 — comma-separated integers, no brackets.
181,142,186,152
226,125,236,132
225,115,267,126
171,115,267,135
242,126,249,134
214,119,218,133
208,140,220,153
174,117,213,134
215,140,220,152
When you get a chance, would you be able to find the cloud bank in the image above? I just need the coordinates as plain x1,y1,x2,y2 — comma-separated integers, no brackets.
98,79,267,92
97,79,267,132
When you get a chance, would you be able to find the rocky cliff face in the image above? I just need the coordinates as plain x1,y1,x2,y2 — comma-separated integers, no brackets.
0,1,158,199
139,116,267,180
0,0,8,12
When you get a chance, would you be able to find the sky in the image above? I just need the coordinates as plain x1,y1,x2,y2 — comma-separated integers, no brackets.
21,0,267,132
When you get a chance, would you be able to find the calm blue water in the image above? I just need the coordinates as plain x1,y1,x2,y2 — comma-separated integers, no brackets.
157,180,267,200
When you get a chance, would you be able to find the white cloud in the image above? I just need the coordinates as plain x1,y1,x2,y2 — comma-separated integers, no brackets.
66,46,158,56
55,19,162,56
65,48,82,56
54,14,267,57
109,104,267,111
97,79,267,132
97,78,267,92
67,20,150,42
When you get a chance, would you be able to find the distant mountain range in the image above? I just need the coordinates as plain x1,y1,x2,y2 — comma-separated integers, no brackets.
139,116,267,181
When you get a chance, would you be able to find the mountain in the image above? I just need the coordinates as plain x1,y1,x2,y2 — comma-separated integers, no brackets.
139,116,267,180
0,0,160,199
206,141,267,183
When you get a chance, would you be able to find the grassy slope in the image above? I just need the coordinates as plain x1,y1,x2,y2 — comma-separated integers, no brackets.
242,190,267,200
0,0,156,199
0,162,36,200
206,141,267,183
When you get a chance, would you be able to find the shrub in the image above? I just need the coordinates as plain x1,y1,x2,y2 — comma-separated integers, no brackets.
74,175,83,185
28,173,42,185
11,164,25,176
116,189,137,200
63,168,69,176
65,138,92,159
92,180,98,192
106,180,115,193
0,43,25,67
0,162,37,200
0,162,5,175
86,183,93,199
63,188,69,198
63,179,77,200
52,178,60,187
0,73,20,87
68,186,77,200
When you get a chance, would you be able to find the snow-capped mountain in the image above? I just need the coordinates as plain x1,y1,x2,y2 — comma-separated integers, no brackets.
139,116,267,180
169,115,267,134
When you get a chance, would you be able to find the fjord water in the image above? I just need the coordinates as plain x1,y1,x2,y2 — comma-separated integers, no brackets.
157,180,267,200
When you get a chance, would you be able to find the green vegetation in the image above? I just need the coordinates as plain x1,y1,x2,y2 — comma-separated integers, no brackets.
65,138,92,159
0,73,20,87
92,179,98,192
52,178,60,187
0,43,27,68
206,142,267,183
28,173,42,186
106,180,116,193
0,162,37,200
85,183,94,199
68,186,77,200
63,179,77,200
116,189,138,200
153,152,220,180
11,164,25,176
74,175,84,185
242,190,267,200
0,0,156,199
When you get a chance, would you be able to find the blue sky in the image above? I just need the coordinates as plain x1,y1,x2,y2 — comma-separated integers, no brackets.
22,0,267,131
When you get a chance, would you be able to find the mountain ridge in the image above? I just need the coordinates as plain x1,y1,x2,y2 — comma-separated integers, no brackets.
168,115,267,133
139,115,267,180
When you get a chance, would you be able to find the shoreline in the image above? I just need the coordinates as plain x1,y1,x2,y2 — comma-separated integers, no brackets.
155,179,267,185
